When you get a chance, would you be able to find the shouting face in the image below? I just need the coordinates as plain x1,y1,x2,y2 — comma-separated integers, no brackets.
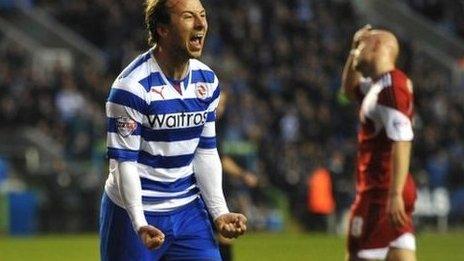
161,0,208,59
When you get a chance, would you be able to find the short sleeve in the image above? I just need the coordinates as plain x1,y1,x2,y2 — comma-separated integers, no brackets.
377,71,414,141
377,105,414,141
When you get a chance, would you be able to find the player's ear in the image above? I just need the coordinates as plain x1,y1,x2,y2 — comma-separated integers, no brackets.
156,24,169,39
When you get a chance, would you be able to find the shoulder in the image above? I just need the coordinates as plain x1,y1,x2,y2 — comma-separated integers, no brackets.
190,58,215,72
377,69,413,116
190,60,220,107
111,51,154,97
190,59,218,85
390,69,413,92
118,51,153,81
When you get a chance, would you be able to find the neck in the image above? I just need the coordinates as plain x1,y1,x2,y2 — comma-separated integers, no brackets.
153,45,189,80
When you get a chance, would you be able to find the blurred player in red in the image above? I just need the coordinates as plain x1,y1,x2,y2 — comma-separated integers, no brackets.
341,25,417,261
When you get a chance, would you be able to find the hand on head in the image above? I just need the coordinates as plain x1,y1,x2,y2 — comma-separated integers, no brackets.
352,24,372,49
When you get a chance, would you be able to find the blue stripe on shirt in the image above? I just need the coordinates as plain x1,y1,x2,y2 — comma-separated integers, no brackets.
107,88,147,115
191,69,215,84
141,125,204,142
198,136,216,149
206,111,215,122
139,72,166,92
142,187,199,203
148,98,208,115
211,88,220,102
138,151,195,169
141,174,196,193
107,147,138,161
107,117,142,135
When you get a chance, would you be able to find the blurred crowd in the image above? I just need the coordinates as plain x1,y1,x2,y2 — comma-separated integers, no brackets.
0,0,463,232
404,0,464,39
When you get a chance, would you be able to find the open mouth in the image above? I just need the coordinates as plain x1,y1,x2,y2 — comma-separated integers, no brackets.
189,33,204,50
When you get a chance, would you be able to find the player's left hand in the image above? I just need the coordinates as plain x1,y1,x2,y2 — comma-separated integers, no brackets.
387,194,408,228
352,24,372,49
214,213,247,239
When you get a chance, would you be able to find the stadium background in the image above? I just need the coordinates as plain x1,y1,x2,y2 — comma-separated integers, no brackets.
0,0,464,260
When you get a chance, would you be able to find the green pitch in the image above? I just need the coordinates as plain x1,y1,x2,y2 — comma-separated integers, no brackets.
0,232,463,260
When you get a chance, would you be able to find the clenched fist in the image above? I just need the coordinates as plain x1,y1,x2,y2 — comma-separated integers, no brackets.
138,225,165,250
215,213,247,239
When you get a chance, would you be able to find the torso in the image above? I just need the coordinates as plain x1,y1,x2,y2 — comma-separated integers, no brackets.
355,69,414,195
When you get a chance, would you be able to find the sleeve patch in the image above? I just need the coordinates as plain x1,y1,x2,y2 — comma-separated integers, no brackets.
117,117,138,137
378,105,414,141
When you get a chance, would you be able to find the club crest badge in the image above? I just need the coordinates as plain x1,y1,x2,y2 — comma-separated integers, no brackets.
195,83,208,100
117,117,137,137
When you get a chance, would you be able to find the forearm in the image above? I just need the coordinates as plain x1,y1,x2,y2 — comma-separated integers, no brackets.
194,148,229,219
341,50,362,100
390,141,412,196
117,161,148,231
342,24,372,100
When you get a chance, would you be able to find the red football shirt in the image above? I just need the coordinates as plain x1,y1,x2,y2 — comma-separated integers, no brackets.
354,69,414,194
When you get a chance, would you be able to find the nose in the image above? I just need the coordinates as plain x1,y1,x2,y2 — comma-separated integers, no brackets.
194,14,207,30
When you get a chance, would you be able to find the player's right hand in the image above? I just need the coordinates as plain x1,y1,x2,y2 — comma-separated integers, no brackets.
138,225,165,250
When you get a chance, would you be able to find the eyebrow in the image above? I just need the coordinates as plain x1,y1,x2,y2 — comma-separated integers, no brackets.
180,9,206,15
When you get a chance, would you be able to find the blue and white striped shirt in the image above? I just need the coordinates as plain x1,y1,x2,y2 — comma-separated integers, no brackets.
104,49,220,212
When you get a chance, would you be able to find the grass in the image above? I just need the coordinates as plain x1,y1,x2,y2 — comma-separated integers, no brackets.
234,232,345,261
0,234,98,261
0,231,463,260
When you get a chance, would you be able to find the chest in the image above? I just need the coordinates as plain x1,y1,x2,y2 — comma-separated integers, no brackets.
145,85,211,130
